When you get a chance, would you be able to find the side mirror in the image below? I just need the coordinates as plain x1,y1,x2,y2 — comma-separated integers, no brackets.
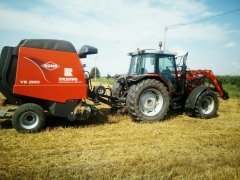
78,45,98,58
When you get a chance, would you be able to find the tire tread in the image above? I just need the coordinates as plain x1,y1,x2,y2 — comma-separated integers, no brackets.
126,79,170,121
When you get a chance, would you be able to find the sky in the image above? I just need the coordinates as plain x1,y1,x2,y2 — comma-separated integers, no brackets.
0,0,240,76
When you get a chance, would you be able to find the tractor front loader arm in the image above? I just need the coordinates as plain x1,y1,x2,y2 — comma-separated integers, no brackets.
204,70,229,100
188,70,229,100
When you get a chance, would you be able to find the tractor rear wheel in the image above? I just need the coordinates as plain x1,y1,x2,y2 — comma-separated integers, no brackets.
12,103,45,133
194,90,218,118
126,79,170,121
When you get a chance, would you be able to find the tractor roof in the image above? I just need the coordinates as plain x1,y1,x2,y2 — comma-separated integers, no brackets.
128,49,176,56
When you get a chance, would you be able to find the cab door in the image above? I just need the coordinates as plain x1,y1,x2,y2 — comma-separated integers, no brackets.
157,55,178,93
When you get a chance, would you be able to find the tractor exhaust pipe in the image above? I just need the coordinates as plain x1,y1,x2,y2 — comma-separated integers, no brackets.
181,52,188,94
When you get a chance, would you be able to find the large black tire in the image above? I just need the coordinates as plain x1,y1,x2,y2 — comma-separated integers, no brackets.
126,79,170,121
12,103,45,133
194,90,219,119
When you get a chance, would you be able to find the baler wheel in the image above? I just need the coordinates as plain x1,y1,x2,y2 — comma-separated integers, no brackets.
12,103,45,133
126,79,170,121
194,90,219,118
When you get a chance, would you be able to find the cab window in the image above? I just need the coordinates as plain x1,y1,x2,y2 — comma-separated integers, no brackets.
158,56,176,78
141,54,156,74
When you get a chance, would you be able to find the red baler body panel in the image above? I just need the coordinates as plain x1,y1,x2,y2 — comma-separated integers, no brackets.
14,47,87,103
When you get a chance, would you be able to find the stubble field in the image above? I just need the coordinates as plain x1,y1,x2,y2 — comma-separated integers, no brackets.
0,96,240,179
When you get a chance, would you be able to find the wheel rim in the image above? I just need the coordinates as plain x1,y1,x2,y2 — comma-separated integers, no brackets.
139,88,163,117
200,96,215,115
19,111,39,129
98,88,105,95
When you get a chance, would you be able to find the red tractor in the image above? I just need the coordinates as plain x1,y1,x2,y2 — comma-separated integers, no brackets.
0,39,229,132
110,49,229,121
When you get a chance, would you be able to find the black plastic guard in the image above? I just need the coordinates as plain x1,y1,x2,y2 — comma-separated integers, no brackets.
49,100,79,118
0,46,21,105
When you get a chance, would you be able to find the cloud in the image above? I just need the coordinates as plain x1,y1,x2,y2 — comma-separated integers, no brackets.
224,42,236,48
0,0,238,75
0,0,228,42
172,46,187,56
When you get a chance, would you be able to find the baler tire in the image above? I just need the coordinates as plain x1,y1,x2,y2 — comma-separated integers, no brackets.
126,79,170,121
194,90,218,119
12,103,45,133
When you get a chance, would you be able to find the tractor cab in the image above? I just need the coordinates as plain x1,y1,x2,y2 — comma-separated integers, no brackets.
128,49,180,93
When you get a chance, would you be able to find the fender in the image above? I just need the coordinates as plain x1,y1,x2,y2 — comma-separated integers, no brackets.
185,85,209,109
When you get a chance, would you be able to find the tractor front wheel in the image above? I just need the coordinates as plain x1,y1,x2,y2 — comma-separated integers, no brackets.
12,103,45,133
194,90,219,118
126,79,170,121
